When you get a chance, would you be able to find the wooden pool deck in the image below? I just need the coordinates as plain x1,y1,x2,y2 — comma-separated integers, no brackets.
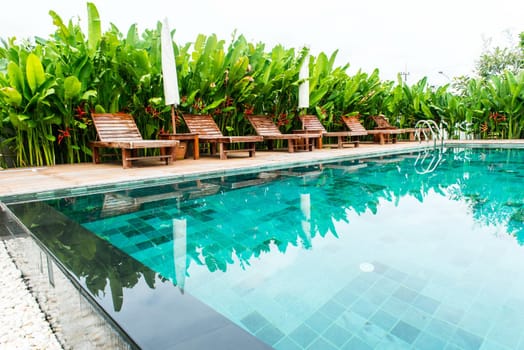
0,140,522,199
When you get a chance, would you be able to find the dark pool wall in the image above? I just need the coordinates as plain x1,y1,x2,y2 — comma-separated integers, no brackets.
1,202,136,349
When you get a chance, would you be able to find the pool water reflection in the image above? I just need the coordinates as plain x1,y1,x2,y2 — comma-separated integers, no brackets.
10,147,524,349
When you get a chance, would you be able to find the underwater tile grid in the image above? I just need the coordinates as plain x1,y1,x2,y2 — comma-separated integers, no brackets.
35,148,524,349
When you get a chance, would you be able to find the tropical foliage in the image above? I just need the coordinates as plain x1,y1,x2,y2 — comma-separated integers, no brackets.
0,3,523,168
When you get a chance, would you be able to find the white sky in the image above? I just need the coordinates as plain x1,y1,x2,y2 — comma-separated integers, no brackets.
1,0,522,86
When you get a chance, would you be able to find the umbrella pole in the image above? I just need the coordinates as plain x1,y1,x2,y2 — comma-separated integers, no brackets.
171,104,177,134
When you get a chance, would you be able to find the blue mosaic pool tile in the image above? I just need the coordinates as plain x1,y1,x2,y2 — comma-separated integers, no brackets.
420,280,448,300
450,327,484,350
425,318,456,341
356,322,386,347
289,324,319,348
274,337,302,350
376,333,412,349
413,331,447,350
373,276,400,294
381,296,409,318
351,298,378,319
412,293,440,314
336,310,367,332
392,285,419,303
319,300,346,320
390,320,421,344
307,337,338,350
384,267,408,283
323,323,353,348
443,343,462,350
361,286,388,306
435,304,464,325
305,311,332,333
103,232,128,245
370,260,389,274
486,322,521,349
255,324,285,346
370,309,398,332
403,275,428,292
121,227,142,238
136,240,155,250
240,311,269,333
151,235,170,246
479,339,513,350
401,306,431,330
341,336,373,350
333,287,359,307
122,243,139,254
459,310,493,336
345,274,375,294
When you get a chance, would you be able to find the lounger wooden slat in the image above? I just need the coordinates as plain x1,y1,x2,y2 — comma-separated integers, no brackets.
299,115,367,148
246,115,320,152
89,113,179,168
371,115,416,142
341,116,407,145
182,114,263,160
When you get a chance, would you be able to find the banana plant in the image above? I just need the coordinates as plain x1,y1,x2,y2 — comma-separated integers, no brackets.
1,1,522,168
484,71,524,138
0,49,59,166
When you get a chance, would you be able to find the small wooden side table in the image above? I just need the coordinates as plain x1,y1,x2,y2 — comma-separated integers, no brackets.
159,133,200,160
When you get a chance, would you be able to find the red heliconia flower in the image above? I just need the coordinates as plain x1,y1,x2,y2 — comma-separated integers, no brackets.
277,113,289,127
57,127,72,145
145,105,161,119
225,96,234,107
74,105,88,119
489,112,506,123
244,104,254,115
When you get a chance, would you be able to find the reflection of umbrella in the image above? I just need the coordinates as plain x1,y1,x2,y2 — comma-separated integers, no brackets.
161,18,180,132
298,55,309,109
173,218,187,293
300,193,312,247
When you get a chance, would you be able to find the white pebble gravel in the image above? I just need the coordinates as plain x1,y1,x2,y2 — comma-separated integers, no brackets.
0,241,62,349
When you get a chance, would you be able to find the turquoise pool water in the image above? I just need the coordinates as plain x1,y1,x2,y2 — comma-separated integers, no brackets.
11,147,524,349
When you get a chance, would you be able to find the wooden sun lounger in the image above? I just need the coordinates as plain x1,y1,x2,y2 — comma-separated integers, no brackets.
342,115,407,145
246,115,321,152
182,114,263,160
299,115,367,148
89,113,179,169
371,115,416,142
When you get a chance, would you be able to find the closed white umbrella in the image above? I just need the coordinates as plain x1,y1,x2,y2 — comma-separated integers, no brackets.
161,18,180,132
298,55,309,109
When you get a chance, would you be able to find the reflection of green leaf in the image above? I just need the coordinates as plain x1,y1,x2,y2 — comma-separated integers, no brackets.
109,273,124,312
143,269,157,289
10,201,157,312
510,208,524,223
205,255,219,272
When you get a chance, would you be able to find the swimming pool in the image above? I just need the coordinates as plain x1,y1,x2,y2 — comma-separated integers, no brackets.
7,147,524,349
